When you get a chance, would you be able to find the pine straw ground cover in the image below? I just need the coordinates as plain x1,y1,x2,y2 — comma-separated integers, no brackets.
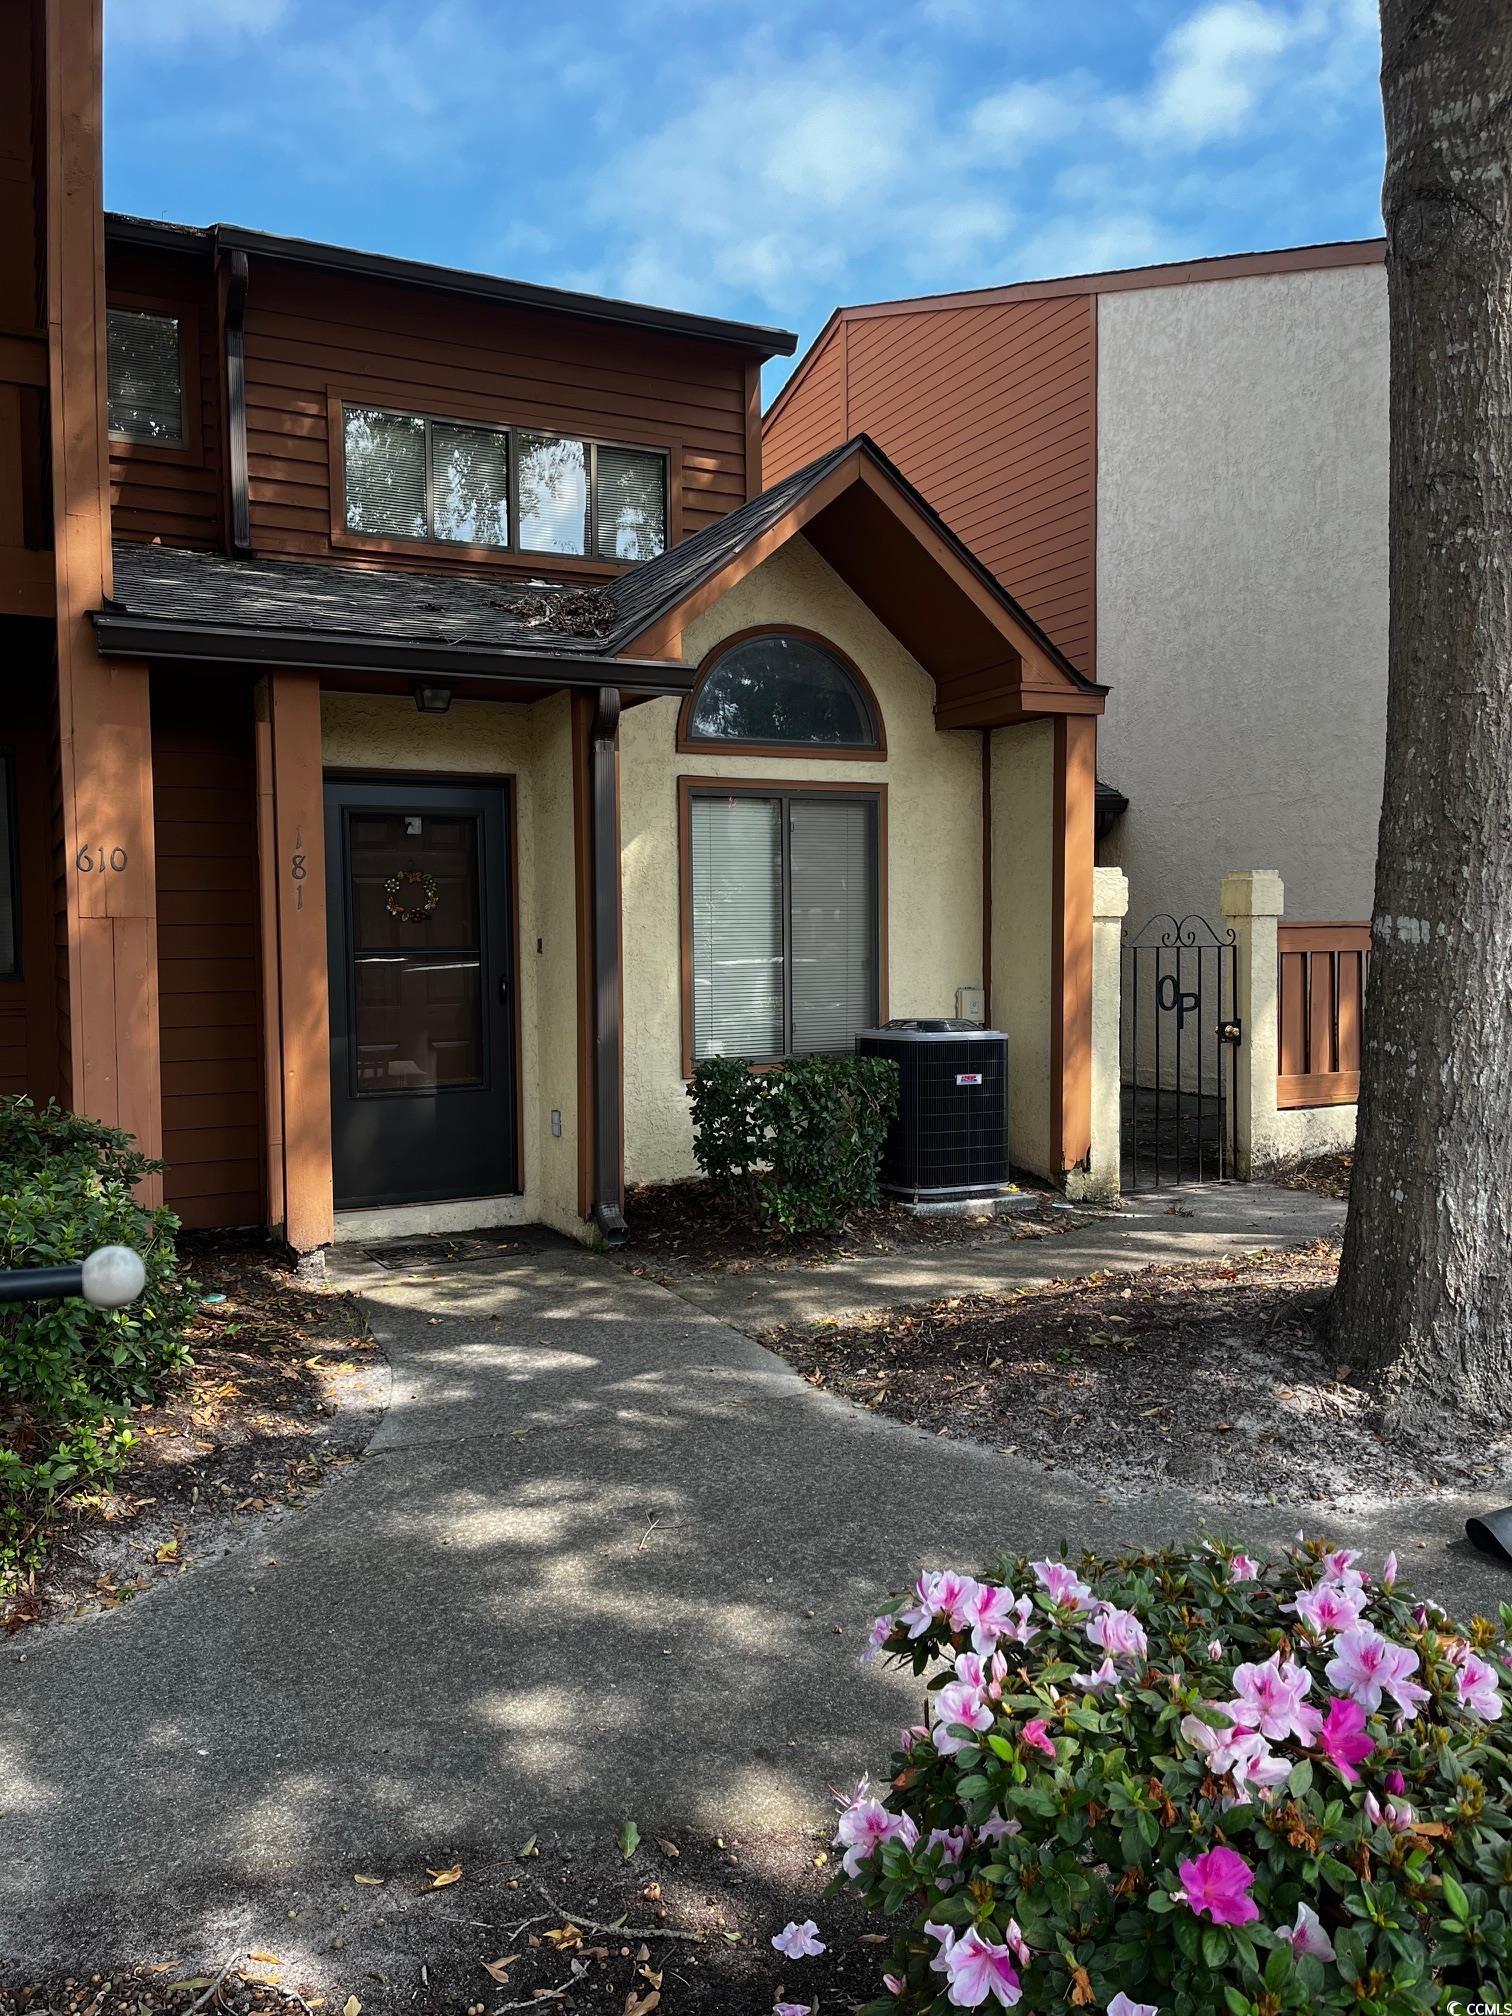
763,1240,1512,1509
616,1179,1076,1282
0,1831,882,2016
1,1232,381,1632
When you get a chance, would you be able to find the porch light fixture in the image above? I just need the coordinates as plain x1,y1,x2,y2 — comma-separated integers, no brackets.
412,680,453,714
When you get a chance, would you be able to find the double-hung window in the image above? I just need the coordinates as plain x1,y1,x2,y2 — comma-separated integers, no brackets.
106,308,184,446
686,785,880,1064
340,402,667,560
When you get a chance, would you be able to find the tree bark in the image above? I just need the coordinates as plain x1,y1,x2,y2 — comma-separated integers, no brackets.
1331,1,1512,1417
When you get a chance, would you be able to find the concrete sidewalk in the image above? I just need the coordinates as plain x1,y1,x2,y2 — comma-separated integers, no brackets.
2,1190,1503,1981
658,1180,1347,1331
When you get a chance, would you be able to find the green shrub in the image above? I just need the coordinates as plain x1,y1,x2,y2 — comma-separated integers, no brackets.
689,1054,898,1234
839,1538,1512,2013
0,1098,196,1585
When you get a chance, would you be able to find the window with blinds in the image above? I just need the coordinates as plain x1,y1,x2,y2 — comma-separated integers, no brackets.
339,403,665,560
106,309,183,445
688,789,879,1063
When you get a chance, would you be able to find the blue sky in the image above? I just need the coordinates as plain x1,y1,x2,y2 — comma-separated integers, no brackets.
104,0,1386,396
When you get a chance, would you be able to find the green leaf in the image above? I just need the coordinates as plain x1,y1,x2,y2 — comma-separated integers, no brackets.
1287,1758,1313,1798
1202,1926,1228,1969
618,1819,641,1862
1441,1869,1471,1922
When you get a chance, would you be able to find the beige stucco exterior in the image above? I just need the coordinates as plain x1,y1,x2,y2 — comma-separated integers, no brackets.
618,533,985,1187
1097,263,1388,935
319,690,583,1237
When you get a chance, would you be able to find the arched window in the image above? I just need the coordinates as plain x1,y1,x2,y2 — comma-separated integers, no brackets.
679,629,882,754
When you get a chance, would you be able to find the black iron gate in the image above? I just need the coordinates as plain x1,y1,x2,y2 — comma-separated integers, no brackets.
1121,914,1240,1189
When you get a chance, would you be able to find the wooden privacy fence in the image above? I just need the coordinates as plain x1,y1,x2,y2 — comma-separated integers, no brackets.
1277,922,1371,1109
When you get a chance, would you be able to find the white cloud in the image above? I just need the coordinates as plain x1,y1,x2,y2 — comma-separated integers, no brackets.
108,0,290,46
1136,1,1301,146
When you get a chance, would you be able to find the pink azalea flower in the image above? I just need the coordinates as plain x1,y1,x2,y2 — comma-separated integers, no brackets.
1323,1547,1364,1586
1207,1639,1225,1662
1326,1626,1428,1719
860,1614,895,1664
927,1825,970,1871
883,1978,905,1997
1176,1845,1259,1926
926,1921,957,1973
1277,1900,1335,1961
1108,1998,1160,2016
1286,1580,1367,1637
1385,1767,1406,1794
933,1677,994,1756
1020,1717,1057,1760
901,1570,978,1638
835,1797,918,1877
772,2004,811,2016
1229,1553,1261,1582
1071,1654,1121,1696
1364,1790,1415,1832
1180,1709,1287,1800
1226,1652,1322,1745
1316,1695,1375,1782
771,1919,825,1959
1085,1604,1149,1667
977,1810,1023,1844
1030,1558,1095,1611
1456,1650,1504,1721
962,1581,1029,1653
1002,1920,1031,1966
1382,1550,1398,1588
942,1926,1023,2008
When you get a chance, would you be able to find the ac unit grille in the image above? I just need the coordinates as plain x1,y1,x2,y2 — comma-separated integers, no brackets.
856,1024,1010,1200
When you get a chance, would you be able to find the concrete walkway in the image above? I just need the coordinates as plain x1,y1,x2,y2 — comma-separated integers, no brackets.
2,1188,1505,1978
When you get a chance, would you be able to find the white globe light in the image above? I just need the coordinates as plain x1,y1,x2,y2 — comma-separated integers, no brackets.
80,1245,148,1309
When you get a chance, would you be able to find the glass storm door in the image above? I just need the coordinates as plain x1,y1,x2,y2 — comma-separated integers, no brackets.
325,777,516,1210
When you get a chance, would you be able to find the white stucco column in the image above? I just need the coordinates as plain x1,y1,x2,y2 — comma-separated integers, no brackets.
1066,865,1128,1203
1221,870,1285,1179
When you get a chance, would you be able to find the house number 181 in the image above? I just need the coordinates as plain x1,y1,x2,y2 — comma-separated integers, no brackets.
76,845,129,874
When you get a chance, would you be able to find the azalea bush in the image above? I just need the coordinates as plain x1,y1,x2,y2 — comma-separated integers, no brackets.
835,1539,1512,2013
688,1054,898,1234
0,1097,194,1587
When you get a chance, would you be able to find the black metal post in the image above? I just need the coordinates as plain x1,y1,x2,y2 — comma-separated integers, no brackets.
0,1265,86,1304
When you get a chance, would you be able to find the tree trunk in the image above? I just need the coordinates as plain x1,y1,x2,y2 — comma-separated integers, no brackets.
1331,1,1512,1417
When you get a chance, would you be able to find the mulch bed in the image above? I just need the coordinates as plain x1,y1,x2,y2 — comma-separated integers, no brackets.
2,1232,382,1633
0,1830,883,2015
615,1175,1075,1281
1278,1150,1353,1200
764,1238,1512,1509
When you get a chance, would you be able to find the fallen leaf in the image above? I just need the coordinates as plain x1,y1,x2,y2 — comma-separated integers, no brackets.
517,1834,539,1860
624,1992,660,2015
425,1863,462,1888
479,1957,519,1985
343,1996,361,2016
353,1874,384,1887
247,1952,282,1965
655,1838,680,1859
544,1924,583,1950
167,1981,212,1996
618,1818,641,1861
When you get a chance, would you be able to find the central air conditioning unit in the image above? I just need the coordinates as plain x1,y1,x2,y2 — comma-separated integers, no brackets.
855,1019,1011,1202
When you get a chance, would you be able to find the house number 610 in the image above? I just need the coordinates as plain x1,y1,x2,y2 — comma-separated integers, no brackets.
76,845,129,874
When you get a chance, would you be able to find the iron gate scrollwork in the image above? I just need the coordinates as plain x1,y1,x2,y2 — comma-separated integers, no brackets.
1121,913,1240,1189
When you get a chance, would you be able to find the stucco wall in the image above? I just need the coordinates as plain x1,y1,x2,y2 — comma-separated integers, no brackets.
1096,263,1388,936
618,533,984,1187
989,721,1055,1176
320,691,583,1236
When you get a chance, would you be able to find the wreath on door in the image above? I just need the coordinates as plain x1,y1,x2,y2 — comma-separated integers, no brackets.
384,868,440,924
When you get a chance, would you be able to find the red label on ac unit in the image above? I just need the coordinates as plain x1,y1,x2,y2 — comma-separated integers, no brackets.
955,1072,983,1086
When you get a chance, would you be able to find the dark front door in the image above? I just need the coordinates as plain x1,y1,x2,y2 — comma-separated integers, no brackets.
325,777,516,1210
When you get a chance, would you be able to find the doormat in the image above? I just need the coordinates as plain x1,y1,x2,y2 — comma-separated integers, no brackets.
363,1230,542,1270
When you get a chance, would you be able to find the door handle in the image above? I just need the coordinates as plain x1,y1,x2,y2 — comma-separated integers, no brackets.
498,976,509,1004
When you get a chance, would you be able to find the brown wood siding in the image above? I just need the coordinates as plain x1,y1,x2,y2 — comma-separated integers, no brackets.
1277,921,1370,1110
151,672,264,1228
761,322,845,486
764,298,1097,675
241,264,753,573
106,245,224,552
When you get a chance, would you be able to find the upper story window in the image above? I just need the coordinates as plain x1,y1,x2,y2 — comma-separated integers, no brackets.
340,402,667,561
682,631,882,753
106,309,184,446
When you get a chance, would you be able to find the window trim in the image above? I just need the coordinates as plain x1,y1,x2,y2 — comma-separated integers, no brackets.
677,774,889,1079
105,296,202,467
327,390,676,572
676,626,887,760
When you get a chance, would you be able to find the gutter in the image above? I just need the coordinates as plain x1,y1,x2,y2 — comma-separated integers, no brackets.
90,611,693,696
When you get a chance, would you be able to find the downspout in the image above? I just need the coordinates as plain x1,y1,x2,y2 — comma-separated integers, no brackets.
224,246,251,557
589,685,626,1244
